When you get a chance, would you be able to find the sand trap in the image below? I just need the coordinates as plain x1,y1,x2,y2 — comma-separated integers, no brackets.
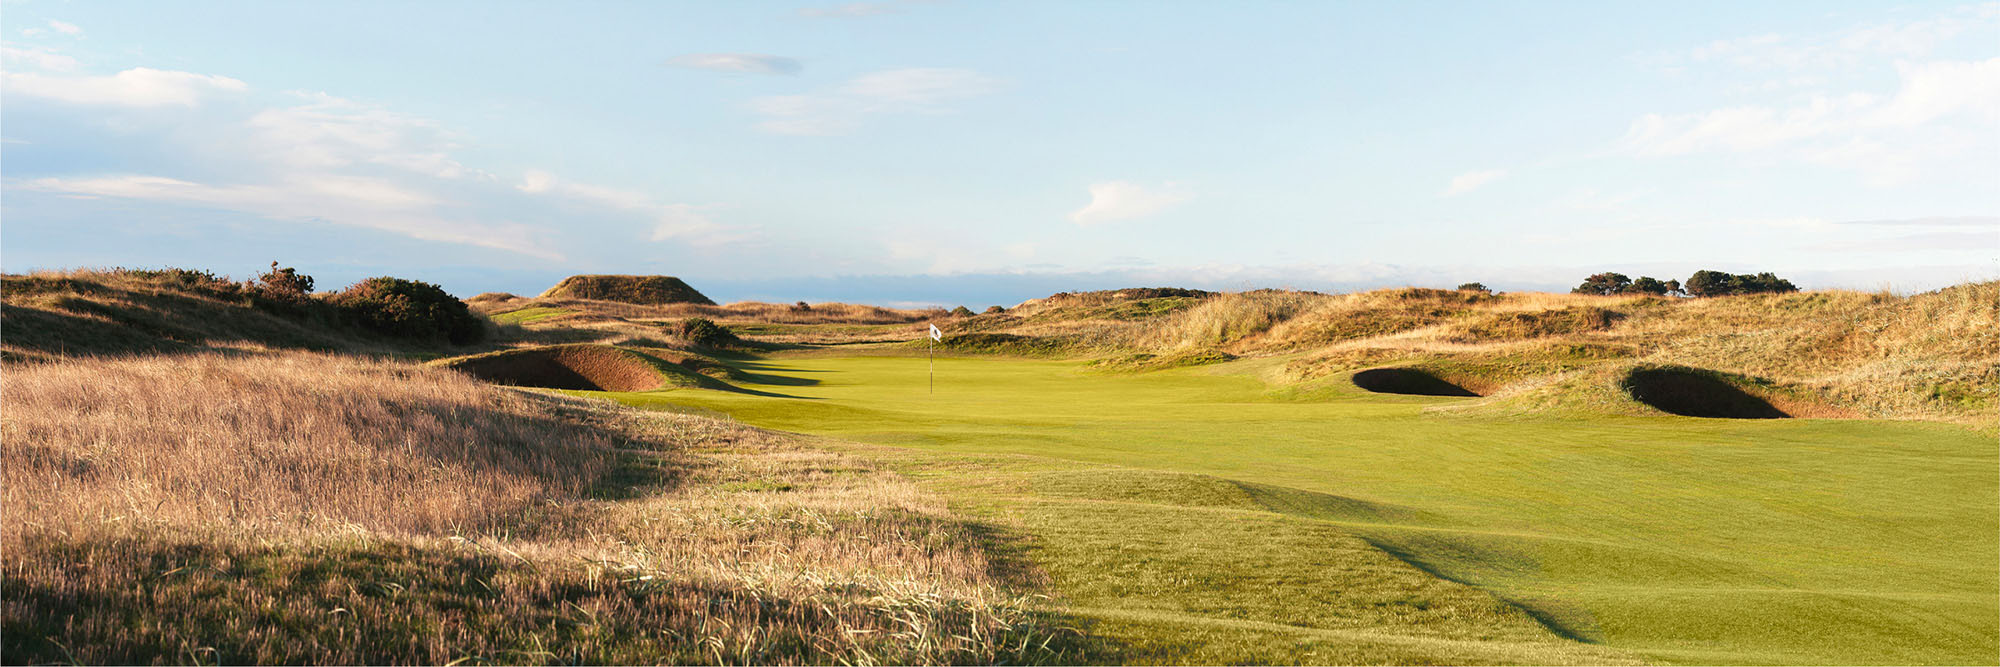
1620,367,1788,419
1351,368,1479,397
440,345,667,391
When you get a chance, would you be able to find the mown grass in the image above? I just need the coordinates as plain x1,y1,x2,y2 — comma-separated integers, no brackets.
492,306,573,325
600,353,1999,665
1,353,1093,664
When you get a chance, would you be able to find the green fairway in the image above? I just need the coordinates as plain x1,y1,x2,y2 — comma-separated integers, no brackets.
599,353,1998,665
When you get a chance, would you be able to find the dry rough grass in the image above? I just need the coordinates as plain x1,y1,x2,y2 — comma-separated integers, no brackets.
1,353,1084,664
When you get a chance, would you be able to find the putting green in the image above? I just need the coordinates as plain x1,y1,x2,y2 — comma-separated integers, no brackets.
601,353,1998,665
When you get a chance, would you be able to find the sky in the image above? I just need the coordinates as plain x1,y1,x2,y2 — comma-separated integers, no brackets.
2,0,1996,306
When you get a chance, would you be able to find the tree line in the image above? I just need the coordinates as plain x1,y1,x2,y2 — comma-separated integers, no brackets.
1571,270,1798,297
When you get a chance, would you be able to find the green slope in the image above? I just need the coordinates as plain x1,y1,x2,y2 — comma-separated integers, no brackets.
595,353,1998,665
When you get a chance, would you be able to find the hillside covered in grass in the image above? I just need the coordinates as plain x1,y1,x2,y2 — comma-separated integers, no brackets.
0,268,489,362
489,281,1998,427
1,352,1084,664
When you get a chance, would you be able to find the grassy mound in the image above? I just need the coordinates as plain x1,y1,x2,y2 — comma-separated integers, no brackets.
433,344,701,391
1351,367,1481,397
1619,365,1789,419
540,274,715,306
2,353,1084,664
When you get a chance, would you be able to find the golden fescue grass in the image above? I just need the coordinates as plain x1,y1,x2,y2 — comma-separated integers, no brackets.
2,352,613,536
2,353,1083,664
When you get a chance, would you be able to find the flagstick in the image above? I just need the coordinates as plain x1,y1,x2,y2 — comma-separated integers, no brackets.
929,333,934,395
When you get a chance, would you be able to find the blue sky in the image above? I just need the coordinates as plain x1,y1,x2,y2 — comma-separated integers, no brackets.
3,1,1996,305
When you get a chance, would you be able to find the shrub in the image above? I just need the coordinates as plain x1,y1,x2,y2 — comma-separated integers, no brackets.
1572,272,1632,296
333,277,484,345
1628,276,1671,296
1685,270,1799,297
674,317,740,348
1456,282,1490,293
950,306,975,317
984,305,1006,314
253,261,314,297
792,301,812,312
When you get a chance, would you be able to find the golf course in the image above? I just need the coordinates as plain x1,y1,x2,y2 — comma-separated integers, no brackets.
595,351,1997,665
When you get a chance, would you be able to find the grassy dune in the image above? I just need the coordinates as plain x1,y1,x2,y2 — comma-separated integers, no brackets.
602,354,1998,665
2,353,1086,664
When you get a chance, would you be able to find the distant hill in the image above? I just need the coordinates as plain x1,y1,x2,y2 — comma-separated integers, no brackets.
540,274,714,305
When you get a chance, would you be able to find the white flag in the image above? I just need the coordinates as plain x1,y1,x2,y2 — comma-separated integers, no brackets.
929,323,942,341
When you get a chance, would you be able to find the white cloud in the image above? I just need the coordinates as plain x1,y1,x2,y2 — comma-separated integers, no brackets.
246,93,484,179
1442,169,1507,196
748,67,1000,135
1617,57,2000,184
47,20,82,36
513,170,745,246
1,44,78,71
1841,215,2000,228
19,174,558,259
1068,181,1191,225
667,53,801,75
1663,5,1998,72
1,67,246,107
797,2,907,18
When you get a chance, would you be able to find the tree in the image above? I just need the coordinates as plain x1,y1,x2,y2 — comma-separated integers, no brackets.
1456,282,1490,293
1628,276,1670,295
1684,270,1798,297
1664,279,1682,296
1744,272,1798,294
1571,272,1632,296
1683,270,1738,297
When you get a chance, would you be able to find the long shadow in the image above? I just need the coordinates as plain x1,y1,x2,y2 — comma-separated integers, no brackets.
1355,534,1602,645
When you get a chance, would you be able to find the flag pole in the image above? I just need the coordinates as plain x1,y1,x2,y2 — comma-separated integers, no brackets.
929,329,934,394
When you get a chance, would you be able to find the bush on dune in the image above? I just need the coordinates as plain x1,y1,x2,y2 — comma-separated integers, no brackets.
333,277,487,345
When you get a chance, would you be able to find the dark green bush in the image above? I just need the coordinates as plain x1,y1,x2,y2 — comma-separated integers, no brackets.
950,306,975,317
1572,272,1632,295
1684,270,1798,297
674,317,739,348
333,277,484,345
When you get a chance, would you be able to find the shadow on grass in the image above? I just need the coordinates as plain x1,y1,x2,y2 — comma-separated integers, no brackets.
1356,535,1604,645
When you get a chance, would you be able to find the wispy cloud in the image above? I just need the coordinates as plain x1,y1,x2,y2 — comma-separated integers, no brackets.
46,20,82,37
0,44,78,71
749,67,1000,135
1068,181,1190,225
797,1,920,19
20,174,559,259
1840,215,2000,228
1617,57,2000,184
1442,169,1507,197
515,169,747,246
2,67,247,107
1636,4,1999,75
666,53,801,75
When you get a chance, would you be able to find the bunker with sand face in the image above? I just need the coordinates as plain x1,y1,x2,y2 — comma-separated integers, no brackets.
435,344,679,392
1619,366,1789,419
1351,367,1481,397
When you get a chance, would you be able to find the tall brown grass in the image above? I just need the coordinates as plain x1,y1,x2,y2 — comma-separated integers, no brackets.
2,352,613,535
2,353,1081,664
